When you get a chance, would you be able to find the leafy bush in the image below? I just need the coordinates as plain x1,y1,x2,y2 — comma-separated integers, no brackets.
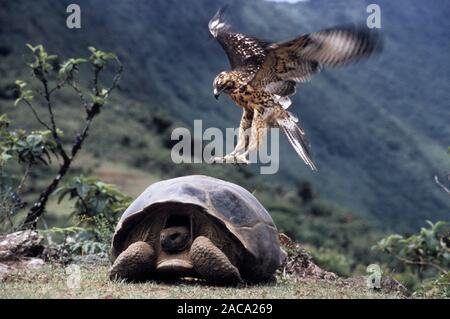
0,113,58,171
39,226,110,263
0,172,23,234
374,221,450,275
56,175,131,245
36,177,132,262
56,175,131,218
374,220,449,296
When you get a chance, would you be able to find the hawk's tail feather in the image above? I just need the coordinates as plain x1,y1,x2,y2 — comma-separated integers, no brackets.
209,7,230,38
277,112,317,171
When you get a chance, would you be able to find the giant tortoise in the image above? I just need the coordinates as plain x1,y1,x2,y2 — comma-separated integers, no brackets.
109,175,284,285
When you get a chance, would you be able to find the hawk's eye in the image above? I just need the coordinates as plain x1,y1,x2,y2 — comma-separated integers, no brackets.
225,80,234,88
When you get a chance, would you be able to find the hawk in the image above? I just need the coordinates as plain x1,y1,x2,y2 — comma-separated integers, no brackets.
209,8,381,171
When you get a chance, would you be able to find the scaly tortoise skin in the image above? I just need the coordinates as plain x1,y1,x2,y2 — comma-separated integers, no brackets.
109,175,284,285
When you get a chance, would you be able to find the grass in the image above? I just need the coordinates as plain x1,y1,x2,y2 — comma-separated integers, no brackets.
0,264,403,299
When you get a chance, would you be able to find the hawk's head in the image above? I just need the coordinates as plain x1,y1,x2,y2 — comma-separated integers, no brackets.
213,71,237,99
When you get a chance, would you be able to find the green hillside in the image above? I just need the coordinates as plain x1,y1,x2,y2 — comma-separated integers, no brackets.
0,0,448,236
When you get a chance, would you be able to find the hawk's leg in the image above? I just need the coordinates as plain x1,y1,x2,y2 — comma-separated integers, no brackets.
238,109,270,162
213,109,253,164
230,109,253,155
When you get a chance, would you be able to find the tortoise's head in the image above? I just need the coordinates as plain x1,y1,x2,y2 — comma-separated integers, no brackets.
156,213,195,277
213,71,237,99
160,225,191,253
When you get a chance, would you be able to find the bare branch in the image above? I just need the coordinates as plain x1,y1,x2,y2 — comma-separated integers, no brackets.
48,81,66,95
92,66,101,97
22,99,52,131
68,81,89,112
41,77,70,164
16,162,32,196
106,57,123,95
392,253,448,275
435,175,450,196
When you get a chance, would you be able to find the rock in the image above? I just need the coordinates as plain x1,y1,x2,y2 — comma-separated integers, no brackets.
0,230,44,261
0,258,46,280
0,263,9,277
0,230,46,280
26,257,45,268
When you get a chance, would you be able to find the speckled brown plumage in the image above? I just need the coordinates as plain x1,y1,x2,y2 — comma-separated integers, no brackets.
209,8,381,170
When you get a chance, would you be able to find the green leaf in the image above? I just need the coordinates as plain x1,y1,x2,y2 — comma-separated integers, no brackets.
90,94,105,105
15,80,27,89
93,59,105,67
76,182,91,199
56,189,71,204
73,58,88,64
14,97,22,107
0,151,13,163
26,43,36,52
101,52,116,60
100,88,108,97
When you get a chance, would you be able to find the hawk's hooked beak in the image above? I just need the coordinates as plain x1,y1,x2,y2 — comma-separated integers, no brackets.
214,87,224,100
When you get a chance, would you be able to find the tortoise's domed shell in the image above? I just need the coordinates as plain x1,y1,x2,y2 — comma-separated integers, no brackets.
111,175,283,272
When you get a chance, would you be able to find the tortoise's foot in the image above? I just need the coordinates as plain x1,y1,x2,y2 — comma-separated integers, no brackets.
189,236,242,285
109,241,156,282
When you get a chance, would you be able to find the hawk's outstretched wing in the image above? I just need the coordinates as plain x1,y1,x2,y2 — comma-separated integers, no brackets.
249,26,381,95
209,8,270,74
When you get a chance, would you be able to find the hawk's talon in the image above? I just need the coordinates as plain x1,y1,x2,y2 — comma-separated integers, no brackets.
210,154,249,165
233,154,250,165
223,154,238,164
211,156,225,164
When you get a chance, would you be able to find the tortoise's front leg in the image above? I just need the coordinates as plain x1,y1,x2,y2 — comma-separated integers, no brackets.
109,241,156,282
189,236,242,285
